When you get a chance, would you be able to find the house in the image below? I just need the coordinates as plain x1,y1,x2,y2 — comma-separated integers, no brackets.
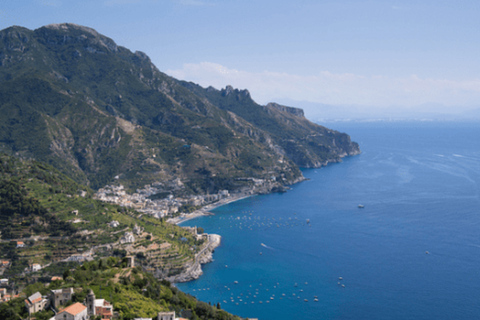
108,220,120,228
219,190,229,198
55,302,88,320
158,311,175,320
16,241,25,248
0,279,8,286
1,292,19,302
50,288,74,309
95,299,113,319
31,263,42,272
132,224,143,235
120,231,135,244
85,289,113,319
1,260,10,268
25,292,48,315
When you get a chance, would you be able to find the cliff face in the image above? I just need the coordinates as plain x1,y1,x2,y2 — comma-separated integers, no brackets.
0,23,360,194
266,102,305,118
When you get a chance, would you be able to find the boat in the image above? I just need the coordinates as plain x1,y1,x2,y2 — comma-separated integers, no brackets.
234,281,238,284
314,298,319,302
358,204,365,208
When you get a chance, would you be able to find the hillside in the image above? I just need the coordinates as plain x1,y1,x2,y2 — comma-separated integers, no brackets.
0,257,241,320
0,153,207,280
0,23,359,195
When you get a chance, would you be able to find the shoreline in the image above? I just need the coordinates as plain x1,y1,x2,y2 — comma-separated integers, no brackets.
167,193,254,225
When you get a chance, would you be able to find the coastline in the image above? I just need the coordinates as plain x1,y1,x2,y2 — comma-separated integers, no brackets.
167,193,254,225
165,194,253,283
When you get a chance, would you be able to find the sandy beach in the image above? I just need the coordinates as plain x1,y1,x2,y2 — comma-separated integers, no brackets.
167,193,253,225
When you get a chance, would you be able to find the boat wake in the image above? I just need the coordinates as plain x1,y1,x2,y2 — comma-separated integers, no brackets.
261,243,275,250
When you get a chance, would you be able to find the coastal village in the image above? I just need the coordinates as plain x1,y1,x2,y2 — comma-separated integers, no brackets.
4,276,239,320
0,178,267,320
94,175,283,222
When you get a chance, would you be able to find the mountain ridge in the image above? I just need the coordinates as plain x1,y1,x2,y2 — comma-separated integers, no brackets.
0,23,360,194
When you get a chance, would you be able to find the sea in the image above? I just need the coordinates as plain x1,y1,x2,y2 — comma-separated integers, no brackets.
177,121,480,320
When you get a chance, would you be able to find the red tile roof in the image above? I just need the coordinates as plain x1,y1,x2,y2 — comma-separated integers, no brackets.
59,302,87,316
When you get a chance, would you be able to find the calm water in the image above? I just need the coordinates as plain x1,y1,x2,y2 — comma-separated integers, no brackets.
178,122,480,320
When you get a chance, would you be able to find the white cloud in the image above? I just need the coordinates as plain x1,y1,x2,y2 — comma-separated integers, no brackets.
166,62,480,112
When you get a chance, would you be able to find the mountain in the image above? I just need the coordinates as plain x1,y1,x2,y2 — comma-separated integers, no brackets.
0,23,359,194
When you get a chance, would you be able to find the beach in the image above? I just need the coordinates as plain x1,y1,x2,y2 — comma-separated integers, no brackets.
167,193,253,225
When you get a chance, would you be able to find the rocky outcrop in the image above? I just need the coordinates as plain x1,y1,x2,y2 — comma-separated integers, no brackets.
266,102,305,118
166,234,221,283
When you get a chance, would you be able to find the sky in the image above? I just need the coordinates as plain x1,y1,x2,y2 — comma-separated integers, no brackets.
1,0,480,119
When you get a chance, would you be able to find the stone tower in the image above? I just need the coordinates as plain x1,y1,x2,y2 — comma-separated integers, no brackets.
86,289,96,316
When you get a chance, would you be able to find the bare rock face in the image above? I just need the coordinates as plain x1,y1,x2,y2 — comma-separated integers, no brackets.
266,102,305,118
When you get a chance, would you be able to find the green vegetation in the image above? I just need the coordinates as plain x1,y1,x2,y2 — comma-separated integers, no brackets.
0,153,201,280
0,23,359,194
0,257,241,320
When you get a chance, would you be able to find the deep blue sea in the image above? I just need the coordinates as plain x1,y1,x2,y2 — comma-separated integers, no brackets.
178,122,480,320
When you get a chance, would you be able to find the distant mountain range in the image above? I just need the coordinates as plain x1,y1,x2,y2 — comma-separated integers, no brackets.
0,23,359,194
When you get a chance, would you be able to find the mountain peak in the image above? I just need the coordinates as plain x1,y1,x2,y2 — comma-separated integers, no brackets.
36,23,118,53
221,85,251,99
44,23,98,35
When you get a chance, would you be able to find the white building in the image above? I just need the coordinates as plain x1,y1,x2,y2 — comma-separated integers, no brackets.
55,302,88,320
25,291,48,315
120,231,135,244
108,220,120,228
158,311,175,320
31,263,42,272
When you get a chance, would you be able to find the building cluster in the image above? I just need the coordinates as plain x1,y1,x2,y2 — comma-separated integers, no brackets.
95,184,230,219
135,311,188,320
23,288,191,320
0,287,19,303
24,288,113,320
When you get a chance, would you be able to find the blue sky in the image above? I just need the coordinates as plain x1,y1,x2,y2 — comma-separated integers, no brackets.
1,0,480,118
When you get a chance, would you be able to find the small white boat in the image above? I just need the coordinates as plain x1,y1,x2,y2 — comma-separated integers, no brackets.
358,204,365,208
